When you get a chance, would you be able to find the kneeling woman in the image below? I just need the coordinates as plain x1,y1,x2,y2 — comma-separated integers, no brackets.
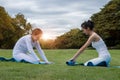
13,28,50,64
67,20,111,67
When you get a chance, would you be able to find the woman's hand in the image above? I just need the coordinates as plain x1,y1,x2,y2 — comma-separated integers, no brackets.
66,59,76,66
45,61,53,64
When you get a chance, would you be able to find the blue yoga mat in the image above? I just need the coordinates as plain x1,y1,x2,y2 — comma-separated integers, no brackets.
0,57,46,64
66,61,120,68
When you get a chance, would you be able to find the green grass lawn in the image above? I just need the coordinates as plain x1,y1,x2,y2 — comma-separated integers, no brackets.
0,49,119,80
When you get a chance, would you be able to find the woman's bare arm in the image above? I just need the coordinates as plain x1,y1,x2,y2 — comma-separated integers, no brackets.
71,35,95,61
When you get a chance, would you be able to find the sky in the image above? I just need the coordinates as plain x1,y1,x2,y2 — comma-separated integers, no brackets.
0,0,110,39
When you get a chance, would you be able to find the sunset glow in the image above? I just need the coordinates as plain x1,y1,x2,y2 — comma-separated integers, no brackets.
41,34,51,41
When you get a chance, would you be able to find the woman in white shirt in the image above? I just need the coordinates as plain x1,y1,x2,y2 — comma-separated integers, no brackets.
13,28,50,64
66,20,111,67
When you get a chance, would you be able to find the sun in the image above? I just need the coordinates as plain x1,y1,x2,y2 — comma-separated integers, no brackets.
41,34,51,41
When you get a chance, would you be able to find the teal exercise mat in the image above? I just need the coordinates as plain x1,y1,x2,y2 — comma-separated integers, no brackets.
0,57,46,64
0,57,16,62
66,61,120,68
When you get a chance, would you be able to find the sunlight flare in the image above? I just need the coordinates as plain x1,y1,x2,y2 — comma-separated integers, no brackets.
41,33,51,41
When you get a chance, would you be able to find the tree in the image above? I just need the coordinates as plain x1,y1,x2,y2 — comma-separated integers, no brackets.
11,13,32,42
0,6,15,39
54,28,87,49
0,6,32,49
13,13,32,35
91,0,120,48
0,6,15,48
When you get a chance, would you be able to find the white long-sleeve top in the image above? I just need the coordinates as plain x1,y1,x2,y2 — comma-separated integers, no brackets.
13,35,49,62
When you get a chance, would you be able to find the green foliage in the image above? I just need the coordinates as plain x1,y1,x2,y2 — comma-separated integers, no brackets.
0,6,15,40
91,0,120,48
13,13,32,35
0,49,120,80
0,6,15,48
54,28,87,49
0,6,32,49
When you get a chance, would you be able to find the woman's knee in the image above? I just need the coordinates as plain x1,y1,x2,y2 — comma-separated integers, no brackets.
87,62,94,66
96,61,107,67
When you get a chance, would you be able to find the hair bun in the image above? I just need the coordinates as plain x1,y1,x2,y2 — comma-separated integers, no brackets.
87,20,94,25
81,20,94,30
